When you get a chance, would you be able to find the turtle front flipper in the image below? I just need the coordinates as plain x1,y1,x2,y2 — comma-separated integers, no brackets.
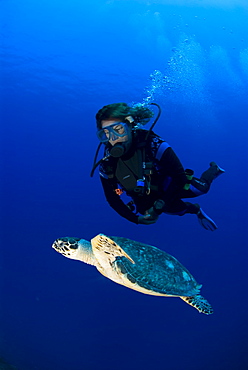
180,295,213,315
91,234,135,264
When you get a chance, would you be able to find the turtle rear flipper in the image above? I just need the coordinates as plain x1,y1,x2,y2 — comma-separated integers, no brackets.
181,295,213,315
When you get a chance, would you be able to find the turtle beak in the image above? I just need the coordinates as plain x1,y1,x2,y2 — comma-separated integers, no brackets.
52,239,62,253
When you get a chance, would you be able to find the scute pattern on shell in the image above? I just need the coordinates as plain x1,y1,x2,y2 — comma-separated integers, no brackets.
109,236,201,297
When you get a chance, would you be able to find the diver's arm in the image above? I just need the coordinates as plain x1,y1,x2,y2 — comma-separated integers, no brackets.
100,176,139,224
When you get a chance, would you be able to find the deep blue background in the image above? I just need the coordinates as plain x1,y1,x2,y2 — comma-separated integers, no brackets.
1,1,248,369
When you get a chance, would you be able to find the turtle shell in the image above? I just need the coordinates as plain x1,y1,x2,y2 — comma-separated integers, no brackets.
94,235,201,297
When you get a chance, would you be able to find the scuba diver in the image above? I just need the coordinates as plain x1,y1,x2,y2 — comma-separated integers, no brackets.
91,102,225,230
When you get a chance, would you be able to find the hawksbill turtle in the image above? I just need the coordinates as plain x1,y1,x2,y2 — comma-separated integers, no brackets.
52,234,213,315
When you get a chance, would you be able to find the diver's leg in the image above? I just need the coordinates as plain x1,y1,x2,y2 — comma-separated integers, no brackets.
190,162,225,195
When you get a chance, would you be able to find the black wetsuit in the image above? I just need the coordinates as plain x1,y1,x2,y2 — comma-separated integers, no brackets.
99,130,213,224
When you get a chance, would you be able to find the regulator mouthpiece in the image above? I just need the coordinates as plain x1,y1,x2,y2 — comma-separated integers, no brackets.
109,143,126,158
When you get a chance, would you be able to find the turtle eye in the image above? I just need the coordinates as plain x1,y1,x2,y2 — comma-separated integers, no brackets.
70,242,78,249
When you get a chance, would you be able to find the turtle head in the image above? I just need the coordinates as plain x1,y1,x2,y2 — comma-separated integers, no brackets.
52,237,81,258
52,237,96,266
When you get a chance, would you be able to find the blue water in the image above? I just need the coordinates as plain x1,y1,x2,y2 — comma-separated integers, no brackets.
1,1,248,369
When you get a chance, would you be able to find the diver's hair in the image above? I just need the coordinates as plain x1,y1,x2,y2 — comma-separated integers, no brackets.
96,102,154,129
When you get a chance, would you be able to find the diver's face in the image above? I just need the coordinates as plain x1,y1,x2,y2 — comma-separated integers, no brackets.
101,119,130,146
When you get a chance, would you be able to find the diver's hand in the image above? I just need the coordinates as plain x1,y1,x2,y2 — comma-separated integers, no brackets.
138,210,159,225
146,206,160,220
138,214,157,225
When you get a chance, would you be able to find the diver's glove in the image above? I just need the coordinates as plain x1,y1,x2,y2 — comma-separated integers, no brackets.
146,199,165,217
153,199,165,214
138,215,157,225
196,205,218,231
138,199,165,225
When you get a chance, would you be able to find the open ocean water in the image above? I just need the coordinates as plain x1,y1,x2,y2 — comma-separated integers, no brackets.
1,0,248,369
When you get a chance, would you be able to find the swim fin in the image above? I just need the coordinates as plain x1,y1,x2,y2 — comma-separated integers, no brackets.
209,161,225,179
196,206,218,231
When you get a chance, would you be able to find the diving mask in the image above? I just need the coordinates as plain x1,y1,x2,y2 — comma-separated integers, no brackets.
97,122,130,143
